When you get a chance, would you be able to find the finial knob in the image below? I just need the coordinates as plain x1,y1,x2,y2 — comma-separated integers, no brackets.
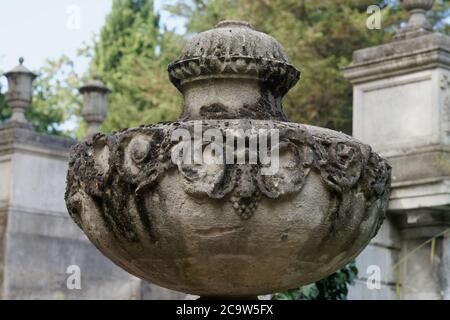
395,0,435,40
19,57,24,65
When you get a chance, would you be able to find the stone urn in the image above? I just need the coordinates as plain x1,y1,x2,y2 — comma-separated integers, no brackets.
65,21,391,299
396,0,435,40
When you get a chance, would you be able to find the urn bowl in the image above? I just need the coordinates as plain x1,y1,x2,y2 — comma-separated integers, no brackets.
65,119,390,297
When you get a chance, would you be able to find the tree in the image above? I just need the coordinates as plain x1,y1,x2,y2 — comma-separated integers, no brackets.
0,56,80,136
92,0,184,132
170,0,449,134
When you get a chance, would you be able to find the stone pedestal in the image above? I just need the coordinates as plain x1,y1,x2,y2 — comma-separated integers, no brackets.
0,122,185,299
344,31,450,299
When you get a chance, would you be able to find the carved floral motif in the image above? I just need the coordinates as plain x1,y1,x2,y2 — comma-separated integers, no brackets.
66,121,391,228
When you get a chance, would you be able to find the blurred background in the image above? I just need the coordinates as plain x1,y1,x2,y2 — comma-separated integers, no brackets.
0,0,448,138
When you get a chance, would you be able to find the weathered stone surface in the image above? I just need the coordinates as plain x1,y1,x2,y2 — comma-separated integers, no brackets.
347,279,397,300
0,209,6,300
395,0,435,41
66,121,390,296
168,20,299,122
66,21,391,298
348,215,401,300
79,77,111,138
0,122,184,300
343,37,450,211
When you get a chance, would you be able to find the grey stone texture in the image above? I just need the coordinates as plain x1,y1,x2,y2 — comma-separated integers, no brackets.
343,0,450,300
66,21,391,298
168,20,299,122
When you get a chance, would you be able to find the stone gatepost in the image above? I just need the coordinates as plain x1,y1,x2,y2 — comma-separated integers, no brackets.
0,63,185,299
79,76,110,138
343,0,450,299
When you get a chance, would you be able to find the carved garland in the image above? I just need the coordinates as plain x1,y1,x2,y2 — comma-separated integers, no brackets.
66,123,391,240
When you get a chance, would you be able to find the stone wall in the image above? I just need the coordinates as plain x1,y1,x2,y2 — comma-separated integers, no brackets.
344,15,450,299
348,218,400,300
0,123,186,299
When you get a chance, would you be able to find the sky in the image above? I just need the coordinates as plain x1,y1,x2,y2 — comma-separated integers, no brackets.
0,0,184,85
0,0,111,76
0,1,447,93
0,0,185,132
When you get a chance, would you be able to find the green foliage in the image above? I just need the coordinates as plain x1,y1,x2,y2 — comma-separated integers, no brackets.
0,83,7,123
94,0,158,77
92,0,184,133
31,56,81,135
0,56,80,136
170,0,448,134
272,262,358,300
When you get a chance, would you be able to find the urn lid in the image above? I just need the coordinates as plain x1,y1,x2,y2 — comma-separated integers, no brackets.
4,57,37,78
400,0,435,11
79,75,111,94
168,20,300,97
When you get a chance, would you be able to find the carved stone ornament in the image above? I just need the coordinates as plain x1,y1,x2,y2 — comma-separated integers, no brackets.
395,0,435,40
66,21,391,298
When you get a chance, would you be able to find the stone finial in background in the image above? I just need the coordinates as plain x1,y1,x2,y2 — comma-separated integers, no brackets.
3,57,37,125
395,0,435,40
79,75,111,137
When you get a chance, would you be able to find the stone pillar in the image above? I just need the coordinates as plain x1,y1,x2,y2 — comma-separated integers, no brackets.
79,76,110,137
344,0,450,299
0,61,185,299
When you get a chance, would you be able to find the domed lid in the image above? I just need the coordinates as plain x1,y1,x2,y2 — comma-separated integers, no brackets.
4,57,37,78
168,20,300,97
79,75,111,94
400,0,434,11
